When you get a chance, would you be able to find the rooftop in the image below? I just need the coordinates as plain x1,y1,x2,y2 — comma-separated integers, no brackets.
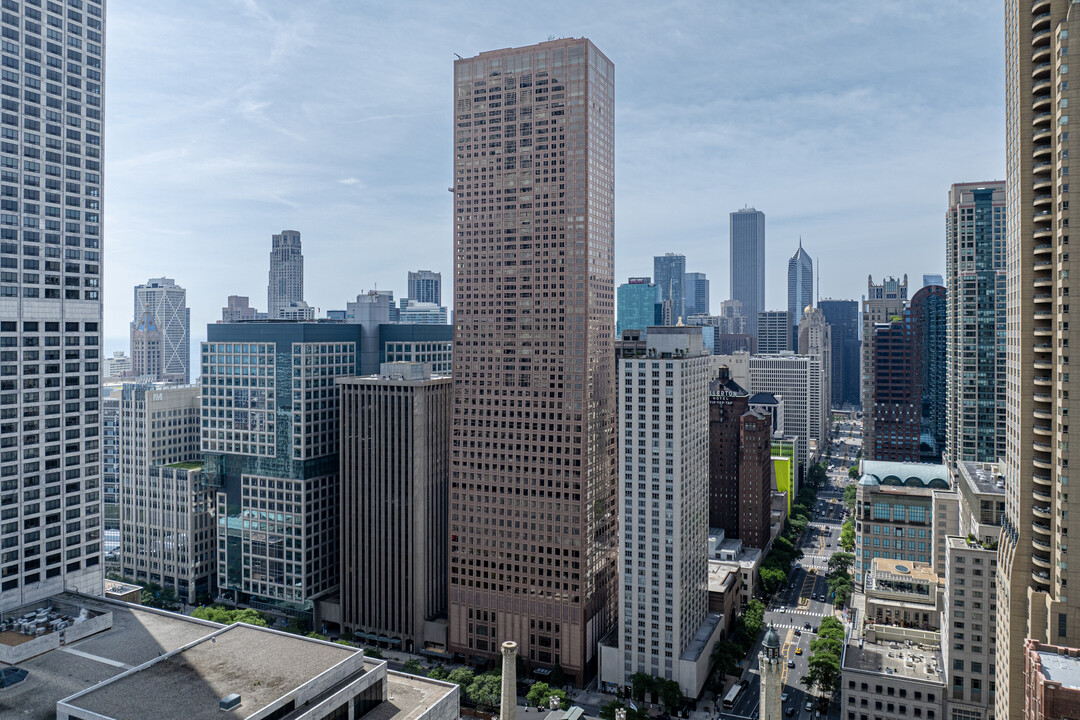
680,612,722,662
1034,645,1080,690
842,635,945,685
3,593,456,720
868,558,939,585
956,461,1006,496
65,623,359,720
859,460,949,489
164,461,203,470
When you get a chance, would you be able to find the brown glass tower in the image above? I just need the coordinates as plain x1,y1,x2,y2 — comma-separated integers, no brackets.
449,38,616,685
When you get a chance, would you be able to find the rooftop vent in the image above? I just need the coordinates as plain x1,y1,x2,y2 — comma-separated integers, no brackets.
220,694,241,711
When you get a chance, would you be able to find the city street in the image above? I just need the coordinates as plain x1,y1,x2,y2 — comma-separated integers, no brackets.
720,418,860,720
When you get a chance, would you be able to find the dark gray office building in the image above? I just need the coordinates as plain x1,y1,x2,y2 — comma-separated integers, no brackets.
730,208,766,335
819,299,860,407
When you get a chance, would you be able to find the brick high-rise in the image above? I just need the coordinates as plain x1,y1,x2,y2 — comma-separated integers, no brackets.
449,39,616,685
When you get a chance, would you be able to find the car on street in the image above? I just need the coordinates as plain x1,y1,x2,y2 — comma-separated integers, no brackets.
788,660,796,668
795,647,803,655
794,629,801,636
805,702,813,711
782,693,789,702
804,622,812,629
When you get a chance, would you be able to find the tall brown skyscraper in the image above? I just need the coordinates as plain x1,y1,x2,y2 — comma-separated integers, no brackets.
999,3,1080,720
449,38,616,685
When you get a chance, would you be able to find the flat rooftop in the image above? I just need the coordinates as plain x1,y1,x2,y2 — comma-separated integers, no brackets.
957,461,1006,496
0,593,456,720
1037,649,1080,690
65,623,358,720
868,558,939,585
842,636,945,685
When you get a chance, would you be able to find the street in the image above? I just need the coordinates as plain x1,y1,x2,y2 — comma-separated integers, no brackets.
721,417,860,720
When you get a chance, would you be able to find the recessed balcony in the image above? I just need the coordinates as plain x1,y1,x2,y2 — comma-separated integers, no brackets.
1034,472,1053,486
1033,0,1052,15
1033,504,1053,519
1035,192,1054,206
1034,60,1053,78
1034,375,1053,385
1034,147,1053,163
1035,408,1054,420
1035,177,1053,192
1035,292,1053,301
1034,441,1053,454
1034,94,1052,112
1034,424,1053,435
1034,520,1053,535
1034,568,1052,586
1034,535,1052,551
1035,126,1053,143
1034,276,1054,287
1034,111,1053,127
1035,78,1053,95
1035,455,1053,469
1034,45,1052,63
1034,11,1052,31
1033,553,1053,569
1034,486,1053,501
1033,29,1053,47
1034,209,1054,223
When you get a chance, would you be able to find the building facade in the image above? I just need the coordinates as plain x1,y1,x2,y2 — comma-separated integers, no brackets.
398,300,448,325
862,275,908,446
201,322,364,618
818,299,859,407
221,295,264,323
267,230,304,319
617,277,659,336
798,306,832,440
133,278,190,383
408,270,442,306
945,181,1007,468
1024,640,1080,720
943,535,998,720
757,310,792,354
654,253,686,323
605,327,719,696
787,240,813,344
102,390,120,530
449,38,617,685
117,384,204,602
748,353,823,472
338,364,451,653
685,271,709,316
730,207,765,336
130,308,163,380
0,0,110,611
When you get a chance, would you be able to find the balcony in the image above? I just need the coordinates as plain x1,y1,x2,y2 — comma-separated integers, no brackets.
1034,375,1053,385
1035,455,1053,469
1033,553,1053,569
1034,11,1052,31
1034,441,1053,453
1034,78,1053,95
1035,292,1053,301
1034,520,1053,535
1033,0,1051,15
1033,29,1053,46
1034,111,1053,127
1034,424,1053,435
1033,505,1053,519
1035,176,1053,191
1034,472,1053,486
1035,126,1053,143
1034,487,1053,501
1033,60,1052,78
1035,408,1054,420
1035,191,1053,205
1035,362,1054,372
1035,276,1054,287
1034,45,1052,63
1034,94,1052,112
1034,568,1052,585
1034,209,1054,223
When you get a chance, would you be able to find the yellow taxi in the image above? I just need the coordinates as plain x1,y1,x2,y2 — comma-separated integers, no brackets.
795,647,803,655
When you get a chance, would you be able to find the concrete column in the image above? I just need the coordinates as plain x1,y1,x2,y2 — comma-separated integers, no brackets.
500,640,518,720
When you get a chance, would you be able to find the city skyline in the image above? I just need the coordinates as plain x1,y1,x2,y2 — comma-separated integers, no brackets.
102,1,1003,357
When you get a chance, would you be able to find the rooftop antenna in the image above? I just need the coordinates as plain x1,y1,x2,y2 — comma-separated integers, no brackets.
816,257,820,306
454,53,463,60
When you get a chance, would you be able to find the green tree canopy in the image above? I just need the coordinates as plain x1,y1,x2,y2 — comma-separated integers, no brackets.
402,658,426,675
190,605,268,627
827,552,855,576
467,671,502,711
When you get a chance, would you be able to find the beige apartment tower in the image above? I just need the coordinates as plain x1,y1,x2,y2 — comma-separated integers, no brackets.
449,38,617,685
999,3,1080,720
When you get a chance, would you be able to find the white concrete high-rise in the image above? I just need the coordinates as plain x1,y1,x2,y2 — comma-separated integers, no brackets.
133,277,190,383
267,230,304,319
407,270,442,306
600,326,721,696
0,0,107,612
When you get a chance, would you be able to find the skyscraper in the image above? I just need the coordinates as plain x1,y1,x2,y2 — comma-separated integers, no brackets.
600,326,720,696
130,307,163,380
945,182,1007,467
267,230,304,319
818,299,860,407
133,277,190,383
998,5,1080,719
654,253,686,322
798,306,832,439
449,38,616,685
861,275,908,451
685,271,710,316
407,270,442,306
730,208,765,335
756,310,792,354
616,277,658,335
0,0,106,612
787,239,814,344
338,363,451,654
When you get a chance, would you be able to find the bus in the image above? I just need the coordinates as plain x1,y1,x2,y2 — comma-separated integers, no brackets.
722,683,744,710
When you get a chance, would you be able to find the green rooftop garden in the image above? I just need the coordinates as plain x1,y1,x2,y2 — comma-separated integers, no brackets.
165,461,203,470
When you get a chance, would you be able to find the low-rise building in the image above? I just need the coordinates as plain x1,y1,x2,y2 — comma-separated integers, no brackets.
842,630,945,720
1024,639,1080,720
709,531,762,606
863,558,943,631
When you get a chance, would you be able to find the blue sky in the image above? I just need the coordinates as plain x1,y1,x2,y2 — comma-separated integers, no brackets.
103,0,1005,356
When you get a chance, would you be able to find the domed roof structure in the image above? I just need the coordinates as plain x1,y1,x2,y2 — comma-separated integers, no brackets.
763,624,781,649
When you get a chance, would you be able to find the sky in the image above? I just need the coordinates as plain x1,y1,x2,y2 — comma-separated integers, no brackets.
103,0,1006,360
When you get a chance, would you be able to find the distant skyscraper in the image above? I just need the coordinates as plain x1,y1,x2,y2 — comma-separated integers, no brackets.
133,278,190,383
922,273,944,288
130,308,163,380
0,0,107,612
818,299,860,407
730,208,766,335
757,310,792,354
339,363,451,654
798,306,832,438
861,275,908,450
221,295,264,323
407,270,442,306
787,240,813,346
617,277,659,335
654,253,687,322
685,272,710,316
397,299,448,324
268,230,304,319
450,38,616,685
945,182,1006,467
